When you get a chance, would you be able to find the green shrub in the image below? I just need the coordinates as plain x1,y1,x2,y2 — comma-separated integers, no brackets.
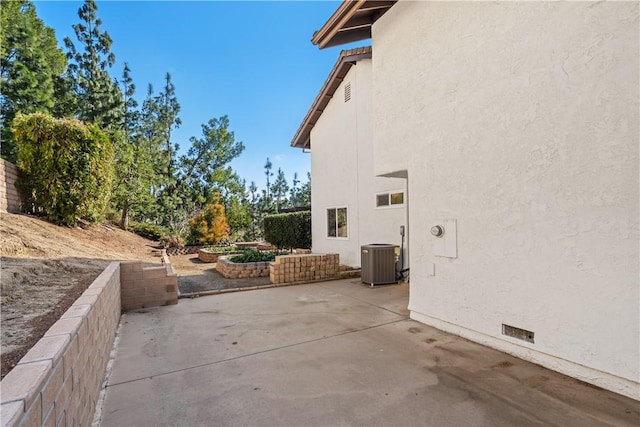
13,112,114,225
228,249,286,263
264,211,311,250
129,221,168,241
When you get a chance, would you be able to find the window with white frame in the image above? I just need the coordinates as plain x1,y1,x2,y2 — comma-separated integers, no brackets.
376,191,404,208
327,207,348,238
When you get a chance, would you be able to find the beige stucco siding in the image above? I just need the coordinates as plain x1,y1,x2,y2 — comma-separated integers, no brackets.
311,59,406,267
372,1,639,398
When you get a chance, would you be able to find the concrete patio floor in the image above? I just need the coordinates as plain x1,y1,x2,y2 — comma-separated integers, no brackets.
99,279,639,426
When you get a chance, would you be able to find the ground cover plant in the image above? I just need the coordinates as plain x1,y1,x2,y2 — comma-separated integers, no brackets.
228,249,287,263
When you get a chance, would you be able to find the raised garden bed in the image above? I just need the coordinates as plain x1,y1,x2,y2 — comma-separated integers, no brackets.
216,257,271,279
216,250,287,279
198,246,244,263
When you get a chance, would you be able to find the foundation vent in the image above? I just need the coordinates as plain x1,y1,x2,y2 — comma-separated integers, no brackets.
502,324,534,343
344,82,351,102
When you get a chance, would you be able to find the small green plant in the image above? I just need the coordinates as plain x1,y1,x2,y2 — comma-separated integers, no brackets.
228,250,287,263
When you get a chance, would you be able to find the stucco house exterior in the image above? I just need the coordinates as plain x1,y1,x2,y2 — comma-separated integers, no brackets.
291,46,407,269
305,0,639,400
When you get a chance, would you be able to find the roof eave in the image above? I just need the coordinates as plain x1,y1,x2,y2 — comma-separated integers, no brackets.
312,1,396,49
290,47,372,150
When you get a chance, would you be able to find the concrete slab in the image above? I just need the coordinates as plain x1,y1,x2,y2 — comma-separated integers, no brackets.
100,280,640,426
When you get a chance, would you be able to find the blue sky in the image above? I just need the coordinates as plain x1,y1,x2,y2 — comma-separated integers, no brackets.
33,0,363,192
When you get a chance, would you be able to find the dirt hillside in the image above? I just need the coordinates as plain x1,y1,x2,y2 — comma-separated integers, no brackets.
0,212,160,378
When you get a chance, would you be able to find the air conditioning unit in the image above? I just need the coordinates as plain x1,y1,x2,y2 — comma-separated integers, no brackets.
361,244,398,286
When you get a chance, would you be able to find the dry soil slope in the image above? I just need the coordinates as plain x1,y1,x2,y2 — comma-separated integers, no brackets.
0,212,160,378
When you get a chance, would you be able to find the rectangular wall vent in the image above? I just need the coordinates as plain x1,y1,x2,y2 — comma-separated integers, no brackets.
344,82,351,102
502,324,534,343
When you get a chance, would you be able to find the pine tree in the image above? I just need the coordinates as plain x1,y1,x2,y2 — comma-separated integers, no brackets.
271,167,289,212
129,83,166,224
157,72,181,186
64,0,122,129
290,172,299,207
263,157,274,212
112,62,155,230
298,172,311,206
248,181,260,240
1,0,66,161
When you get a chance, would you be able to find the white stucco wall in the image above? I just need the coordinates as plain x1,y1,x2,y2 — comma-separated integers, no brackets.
310,59,406,267
372,1,639,398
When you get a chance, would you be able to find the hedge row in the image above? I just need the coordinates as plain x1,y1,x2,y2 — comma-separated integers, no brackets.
264,211,311,250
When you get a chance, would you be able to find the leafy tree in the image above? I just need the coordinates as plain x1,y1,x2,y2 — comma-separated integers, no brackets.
225,191,252,241
64,0,122,129
1,0,66,162
13,112,114,225
271,167,289,212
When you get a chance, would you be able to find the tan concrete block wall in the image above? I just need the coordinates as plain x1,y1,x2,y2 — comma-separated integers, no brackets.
269,253,340,285
120,252,178,310
216,257,271,279
0,262,122,427
0,159,24,213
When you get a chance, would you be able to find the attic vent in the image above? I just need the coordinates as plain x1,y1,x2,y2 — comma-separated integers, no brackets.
502,324,535,343
344,82,351,102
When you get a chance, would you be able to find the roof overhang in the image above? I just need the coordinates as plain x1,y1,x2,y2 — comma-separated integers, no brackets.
290,46,372,150
312,0,396,49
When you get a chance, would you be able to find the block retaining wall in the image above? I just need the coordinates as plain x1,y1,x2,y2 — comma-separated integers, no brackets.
0,263,122,427
269,254,340,285
0,253,179,426
216,257,271,279
120,253,178,310
0,159,24,213
166,246,203,256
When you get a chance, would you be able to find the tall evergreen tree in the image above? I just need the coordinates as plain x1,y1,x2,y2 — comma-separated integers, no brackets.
263,157,274,212
298,172,311,206
112,62,155,230
130,83,166,224
157,72,181,186
290,172,299,207
0,0,66,161
248,180,260,240
271,167,289,212
64,0,122,129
